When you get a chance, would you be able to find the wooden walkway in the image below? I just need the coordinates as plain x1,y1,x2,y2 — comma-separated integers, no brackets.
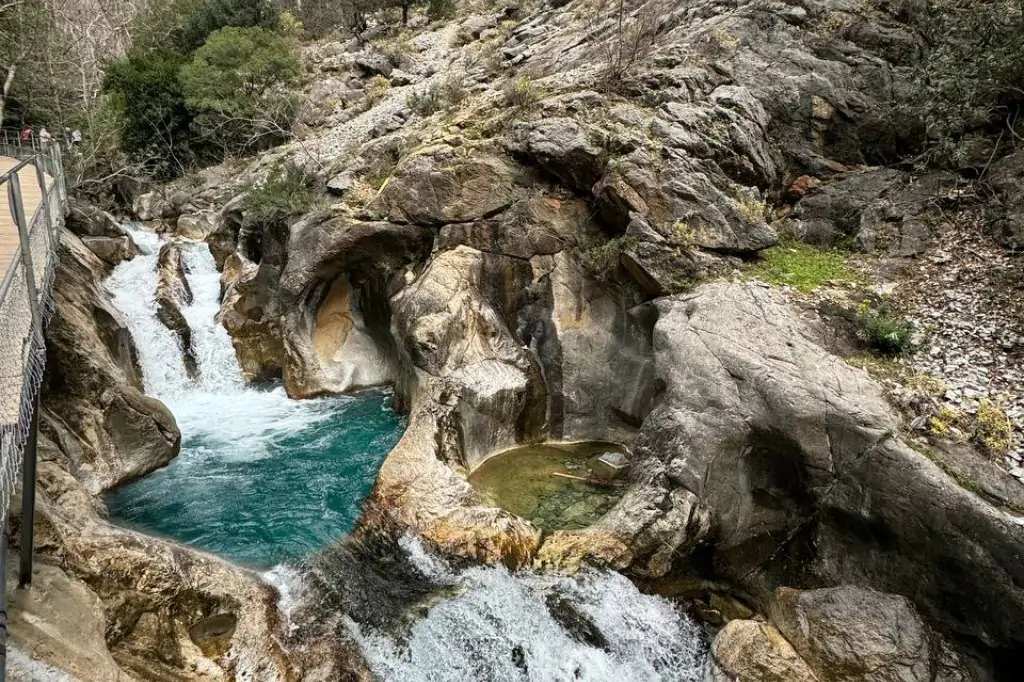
0,155,53,426
0,156,47,276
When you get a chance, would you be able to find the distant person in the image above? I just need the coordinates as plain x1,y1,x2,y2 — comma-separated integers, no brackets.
38,127,52,146
20,127,32,143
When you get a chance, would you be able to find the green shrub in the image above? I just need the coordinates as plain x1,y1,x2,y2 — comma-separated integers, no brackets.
427,0,456,20
172,0,280,54
407,78,467,116
242,162,322,227
577,234,638,277
856,306,913,356
103,49,196,176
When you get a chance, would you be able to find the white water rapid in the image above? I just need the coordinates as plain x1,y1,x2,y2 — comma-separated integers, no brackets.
324,538,708,682
105,225,339,460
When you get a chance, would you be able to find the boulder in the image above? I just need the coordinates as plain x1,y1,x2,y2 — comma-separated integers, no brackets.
504,117,608,193
80,235,140,270
355,52,393,77
65,200,124,238
175,211,217,240
705,619,819,682
769,586,972,682
41,230,179,493
132,191,171,222
785,169,958,256
370,146,522,226
155,242,199,380
632,282,1024,653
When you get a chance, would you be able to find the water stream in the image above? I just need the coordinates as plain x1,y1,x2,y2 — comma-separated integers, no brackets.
103,226,404,568
101,225,708,680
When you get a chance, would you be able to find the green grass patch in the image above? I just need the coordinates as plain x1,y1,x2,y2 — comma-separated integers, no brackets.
748,240,856,292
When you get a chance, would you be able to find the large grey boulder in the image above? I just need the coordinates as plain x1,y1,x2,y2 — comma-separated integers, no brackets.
633,282,1024,652
768,586,972,682
504,118,608,193
705,619,819,682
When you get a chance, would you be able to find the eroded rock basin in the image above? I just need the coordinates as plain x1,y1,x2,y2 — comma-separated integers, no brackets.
103,227,406,568
468,442,629,532
105,386,404,568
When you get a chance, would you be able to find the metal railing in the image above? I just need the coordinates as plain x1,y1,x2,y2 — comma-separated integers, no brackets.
0,137,68,680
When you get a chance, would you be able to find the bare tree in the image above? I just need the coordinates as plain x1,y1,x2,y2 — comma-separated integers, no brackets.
589,0,672,91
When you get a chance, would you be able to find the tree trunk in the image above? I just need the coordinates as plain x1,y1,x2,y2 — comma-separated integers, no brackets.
402,4,409,25
0,62,16,127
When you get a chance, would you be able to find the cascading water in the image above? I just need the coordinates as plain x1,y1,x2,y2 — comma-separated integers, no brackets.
103,225,708,680
104,225,405,568
296,536,709,681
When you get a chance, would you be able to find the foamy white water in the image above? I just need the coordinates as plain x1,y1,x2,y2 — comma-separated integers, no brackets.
106,225,339,461
346,540,707,682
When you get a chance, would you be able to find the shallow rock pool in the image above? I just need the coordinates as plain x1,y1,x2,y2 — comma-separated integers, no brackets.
467,442,628,531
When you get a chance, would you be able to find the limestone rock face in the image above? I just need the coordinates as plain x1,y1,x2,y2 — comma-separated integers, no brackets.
635,282,1024,652
391,245,542,465
364,378,542,567
768,586,971,682
277,214,433,397
437,192,589,259
785,169,957,255
705,619,819,682
7,561,136,682
42,231,179,493
155,241,199,380
370,146,522,226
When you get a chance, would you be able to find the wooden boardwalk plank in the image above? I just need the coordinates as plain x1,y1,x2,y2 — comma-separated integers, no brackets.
0,155,54,425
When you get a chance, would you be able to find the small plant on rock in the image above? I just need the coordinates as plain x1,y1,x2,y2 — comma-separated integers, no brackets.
975,399,1013,455
856,301,913,356
577,234,639,278
366,75,392,104
242,162,322,227
503,75,540,108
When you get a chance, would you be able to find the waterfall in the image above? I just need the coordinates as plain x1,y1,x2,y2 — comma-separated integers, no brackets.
106,225,338,460
295,535,708,682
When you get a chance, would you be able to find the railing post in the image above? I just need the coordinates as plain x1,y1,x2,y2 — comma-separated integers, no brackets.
33,160,54,245
7,173,42,589
0,528,8,680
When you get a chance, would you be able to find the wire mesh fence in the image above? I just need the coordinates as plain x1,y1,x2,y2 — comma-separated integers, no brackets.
0,141,66,528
